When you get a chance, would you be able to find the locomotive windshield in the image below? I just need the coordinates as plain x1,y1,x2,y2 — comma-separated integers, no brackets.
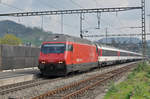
41,43,66,54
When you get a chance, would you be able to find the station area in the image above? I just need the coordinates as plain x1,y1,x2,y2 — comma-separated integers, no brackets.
0,68,40,87
0,45,40,87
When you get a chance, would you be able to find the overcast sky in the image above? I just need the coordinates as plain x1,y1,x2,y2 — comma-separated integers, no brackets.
0,0,149,41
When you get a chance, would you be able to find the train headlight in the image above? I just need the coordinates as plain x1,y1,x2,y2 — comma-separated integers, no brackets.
41,61,46,64
58,61,63,64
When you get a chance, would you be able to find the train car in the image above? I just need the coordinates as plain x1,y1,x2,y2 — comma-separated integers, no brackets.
38,34,143,76
38,34,98,76
96,45,120,66
96,44,143,66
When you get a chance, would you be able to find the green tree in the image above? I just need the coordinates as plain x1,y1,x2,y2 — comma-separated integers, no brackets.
0,34,22,45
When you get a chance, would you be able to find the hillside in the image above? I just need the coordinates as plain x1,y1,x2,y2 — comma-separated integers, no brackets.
98,37,141,44
0,20,149,51
98,37,150,46
0,20,52,46
97,37,150,56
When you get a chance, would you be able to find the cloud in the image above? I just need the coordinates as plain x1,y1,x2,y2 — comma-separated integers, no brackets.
2,0,15,4
43,16,61,32
96,0,129,7
77,0,130,8
0,0,149,40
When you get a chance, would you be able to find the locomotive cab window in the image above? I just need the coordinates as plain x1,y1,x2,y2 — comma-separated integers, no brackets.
41,43,66,54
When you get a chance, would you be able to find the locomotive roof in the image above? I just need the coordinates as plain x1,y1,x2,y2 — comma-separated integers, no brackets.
45,34,94,45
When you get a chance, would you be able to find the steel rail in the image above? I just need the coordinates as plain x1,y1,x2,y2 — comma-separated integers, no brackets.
62,66,131,99
0,78,61,95
32,63,137,99
0,79,42,90
0,63,133,96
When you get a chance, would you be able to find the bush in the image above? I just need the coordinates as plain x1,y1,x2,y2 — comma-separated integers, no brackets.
133,85,143,96
127,71,136,79
127,62,148,79
0,34,22,45
145,71,150,78
134,62,148,72
125,91,132,99
108,82,118,93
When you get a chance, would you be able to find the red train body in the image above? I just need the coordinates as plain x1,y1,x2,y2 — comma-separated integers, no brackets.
38,34,98,76
38,34,142,76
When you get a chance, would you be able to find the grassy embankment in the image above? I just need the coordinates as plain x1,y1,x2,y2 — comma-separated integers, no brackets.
104,62,150,99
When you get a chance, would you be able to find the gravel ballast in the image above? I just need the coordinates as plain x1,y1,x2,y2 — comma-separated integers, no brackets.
0,62,136,99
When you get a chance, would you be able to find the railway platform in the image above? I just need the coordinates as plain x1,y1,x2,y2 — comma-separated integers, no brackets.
0,68,40,87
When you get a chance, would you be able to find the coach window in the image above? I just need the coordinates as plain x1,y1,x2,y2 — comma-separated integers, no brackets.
102,50,117,56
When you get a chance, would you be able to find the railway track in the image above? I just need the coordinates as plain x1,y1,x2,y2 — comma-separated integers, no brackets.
0,62,138,99
32,62,137,99
0,78,62,95
0,66,110,96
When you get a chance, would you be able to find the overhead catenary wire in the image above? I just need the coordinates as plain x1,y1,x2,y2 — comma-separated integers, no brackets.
0,0,77,32
91,0,141,40
0,0,144,39
94,0,142,38
68,0,97,38
69,0,110,38
109,13,132,35
68,0,128,37
92,1,127,35
38,0,79,30
69,0,95,27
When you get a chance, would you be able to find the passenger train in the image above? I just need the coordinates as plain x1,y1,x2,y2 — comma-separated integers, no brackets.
38,34,142,76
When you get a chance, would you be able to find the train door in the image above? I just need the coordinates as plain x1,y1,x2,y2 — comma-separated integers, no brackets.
95,44,99,67
67,44,73,65
118,51,120,62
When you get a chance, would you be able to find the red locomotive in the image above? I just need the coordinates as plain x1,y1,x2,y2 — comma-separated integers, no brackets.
38,34,142,76
38,34,98,76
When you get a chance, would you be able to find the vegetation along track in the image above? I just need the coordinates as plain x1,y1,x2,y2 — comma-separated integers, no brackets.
32,62,137,99
0,78,62,95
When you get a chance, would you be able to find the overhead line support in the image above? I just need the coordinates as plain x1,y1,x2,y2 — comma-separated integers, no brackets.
141,0,146,58
0,4,145,58
83,33,150,37
80,13,83,38
0,7,142,17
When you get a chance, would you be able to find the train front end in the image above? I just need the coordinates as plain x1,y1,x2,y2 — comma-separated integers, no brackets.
38,42,67,76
